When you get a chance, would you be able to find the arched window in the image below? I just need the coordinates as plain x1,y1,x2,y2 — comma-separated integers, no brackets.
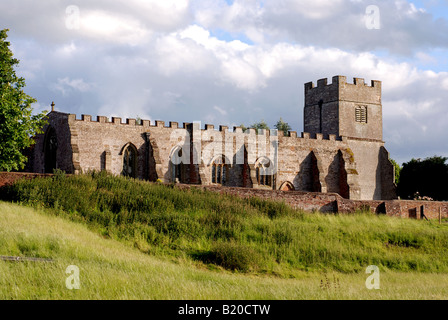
211,155,228,185
256,157,274,187
122,144,137,178
170,147,183,183
44,127,57,173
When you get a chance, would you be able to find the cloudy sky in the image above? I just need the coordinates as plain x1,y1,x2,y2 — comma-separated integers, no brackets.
1,0,448,165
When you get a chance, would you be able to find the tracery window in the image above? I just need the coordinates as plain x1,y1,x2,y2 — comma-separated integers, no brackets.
211,156,228,185
170,147,183,183
256,158,274,187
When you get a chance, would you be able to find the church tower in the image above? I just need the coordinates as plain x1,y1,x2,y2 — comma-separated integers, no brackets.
304,75,382,141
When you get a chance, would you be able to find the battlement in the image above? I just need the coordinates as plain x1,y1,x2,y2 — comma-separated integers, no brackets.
67,113,187,129
201,125,278,135
65,112,350,143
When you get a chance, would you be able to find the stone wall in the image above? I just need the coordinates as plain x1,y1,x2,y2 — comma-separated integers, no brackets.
277,132,352,196
32,112,74,174
345,138,382,200
338,77,382,141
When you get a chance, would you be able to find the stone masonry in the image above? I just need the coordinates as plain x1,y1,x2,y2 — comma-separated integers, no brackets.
29,76,397,201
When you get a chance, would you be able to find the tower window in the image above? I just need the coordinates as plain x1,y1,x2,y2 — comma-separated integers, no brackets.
355,106,367,123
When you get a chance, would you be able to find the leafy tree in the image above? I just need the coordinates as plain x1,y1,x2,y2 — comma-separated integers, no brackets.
241,118,291,135
0,29,47,171
250,119,270,131
397,156,448,201
274,117,292,136
239,123,248,132
239,120,269,133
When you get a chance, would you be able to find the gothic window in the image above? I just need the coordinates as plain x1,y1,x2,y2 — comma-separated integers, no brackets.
170,148,183,183
122,144,137,178
256,158,274,187
211,156,228,185
355,105,367,123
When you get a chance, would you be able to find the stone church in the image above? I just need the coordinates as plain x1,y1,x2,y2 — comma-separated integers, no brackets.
29,75,397,201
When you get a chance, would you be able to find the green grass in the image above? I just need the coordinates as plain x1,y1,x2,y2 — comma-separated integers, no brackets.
2,171,448,278
2,201,448,300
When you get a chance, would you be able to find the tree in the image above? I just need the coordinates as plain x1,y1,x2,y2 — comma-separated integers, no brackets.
250,120,270,131
397,156,448,201
0,29,47,171
239,123,248,132
274,117,292,136
239,120,269,133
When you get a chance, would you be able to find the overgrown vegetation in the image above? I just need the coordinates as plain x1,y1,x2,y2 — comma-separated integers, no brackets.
2,171,448,276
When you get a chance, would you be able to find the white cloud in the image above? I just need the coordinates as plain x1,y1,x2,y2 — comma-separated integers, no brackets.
51,77,94,96
80,11,151,46
213,105,227,116
416,51,438,65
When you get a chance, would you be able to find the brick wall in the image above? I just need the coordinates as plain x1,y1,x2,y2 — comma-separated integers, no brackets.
175,184,339,212
176,183,448,220
0,172,53,188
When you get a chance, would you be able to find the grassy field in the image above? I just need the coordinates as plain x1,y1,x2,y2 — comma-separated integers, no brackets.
1,201,448,300
1,172,448,299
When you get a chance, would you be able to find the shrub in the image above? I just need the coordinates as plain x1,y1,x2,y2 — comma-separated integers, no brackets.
193,242,261,272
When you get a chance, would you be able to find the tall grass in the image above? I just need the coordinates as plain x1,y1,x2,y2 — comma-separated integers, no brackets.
3,201,448,300
2,171,448,276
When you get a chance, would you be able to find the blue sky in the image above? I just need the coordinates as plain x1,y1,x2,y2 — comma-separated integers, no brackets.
1,0,448,165
411,0,448,19
407,0,448,72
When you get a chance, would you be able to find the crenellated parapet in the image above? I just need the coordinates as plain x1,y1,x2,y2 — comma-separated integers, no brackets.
67,113,188,129
63,113,348,143
305,75,381,106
